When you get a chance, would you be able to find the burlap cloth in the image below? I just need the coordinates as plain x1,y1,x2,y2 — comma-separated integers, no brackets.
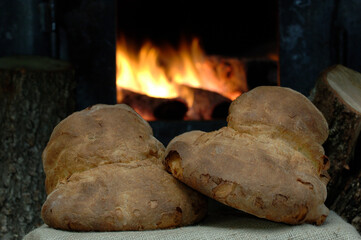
24,210,360,240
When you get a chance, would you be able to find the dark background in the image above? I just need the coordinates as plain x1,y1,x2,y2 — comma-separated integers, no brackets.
1,0,361,107
117,0,278,57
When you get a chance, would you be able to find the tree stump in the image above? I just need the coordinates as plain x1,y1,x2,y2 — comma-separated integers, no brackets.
0,56,75,240
311,64,361,232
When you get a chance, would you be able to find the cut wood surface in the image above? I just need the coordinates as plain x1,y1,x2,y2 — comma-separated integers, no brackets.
311,64,361,232
0,56,75,240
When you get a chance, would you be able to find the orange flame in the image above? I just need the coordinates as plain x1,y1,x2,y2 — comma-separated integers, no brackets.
116,37,247,117
116,40,179,100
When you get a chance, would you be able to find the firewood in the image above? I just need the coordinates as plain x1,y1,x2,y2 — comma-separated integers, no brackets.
0,56,75,238
178,85,232,120
202,55,248,99
311,64,361,230
203,56,279,95
159,53,248,100
118,88,188,120
330,173,361,233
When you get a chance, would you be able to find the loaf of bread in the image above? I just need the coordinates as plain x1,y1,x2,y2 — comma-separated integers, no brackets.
43,104,164,194
41,104,207,231
164,86,330,225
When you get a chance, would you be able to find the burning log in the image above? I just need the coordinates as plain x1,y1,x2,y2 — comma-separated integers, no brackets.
118,89,188,120
198,55,278,98
116,37,279,121
119,86,232,121
178,85,232,120
311,65,361,231
201,56,279,94
201,55,248,99
0,56,75,238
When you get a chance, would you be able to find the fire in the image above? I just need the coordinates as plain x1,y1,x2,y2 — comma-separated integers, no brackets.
116,40,179,100
116,37,248,120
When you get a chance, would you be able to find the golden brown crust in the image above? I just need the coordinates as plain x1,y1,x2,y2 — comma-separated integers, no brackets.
227,87,329,175
164,87,330,225
43,104,165,194
42,104,207,231
228,86,329,144
42,162,207,231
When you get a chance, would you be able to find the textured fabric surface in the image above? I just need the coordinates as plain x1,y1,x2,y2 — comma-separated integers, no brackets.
24,211,360,240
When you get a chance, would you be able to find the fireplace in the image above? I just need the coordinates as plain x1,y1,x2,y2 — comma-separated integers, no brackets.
2,0,361,111
29,0,357,145
111,0,279,143
2,0,361,144
115,0,278,121
2,0,361,141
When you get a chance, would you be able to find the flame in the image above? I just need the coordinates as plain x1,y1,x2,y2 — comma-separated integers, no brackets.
116,40,179,101
116,37,247,119
169,38,203,89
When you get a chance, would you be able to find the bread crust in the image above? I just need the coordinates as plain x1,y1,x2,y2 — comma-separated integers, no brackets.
42,161,207,231
228,86,328,144
164,86,330,225
43,104,164,194
42,104,207,231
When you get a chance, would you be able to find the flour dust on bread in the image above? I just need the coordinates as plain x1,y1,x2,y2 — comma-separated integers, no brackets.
41,104,207,231
164,86,330,225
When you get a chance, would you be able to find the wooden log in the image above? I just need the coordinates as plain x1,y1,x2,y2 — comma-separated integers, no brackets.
0,56,75,239
330,173,361,233
118,89,188,121
311,64,361,231
178,85,232,120
159,53,248,100
202,56,278,97
202,55,248,99
118,86,231,121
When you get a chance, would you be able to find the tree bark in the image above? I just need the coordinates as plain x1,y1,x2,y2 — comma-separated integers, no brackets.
0,56,75,240
330,173,361,233
311,64,361,232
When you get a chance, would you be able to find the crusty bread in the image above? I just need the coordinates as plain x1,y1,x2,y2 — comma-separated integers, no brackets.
43,104,165,194
228,86,328,144
42,161,207,231
41,104,207,231
228,86,329,175
164,86,330,225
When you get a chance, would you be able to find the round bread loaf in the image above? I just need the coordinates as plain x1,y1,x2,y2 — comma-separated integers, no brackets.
228,86,329,174
164,86,330,225
228,86,328,144
42,161,207,231
43,104,164,194
41,104,207,231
